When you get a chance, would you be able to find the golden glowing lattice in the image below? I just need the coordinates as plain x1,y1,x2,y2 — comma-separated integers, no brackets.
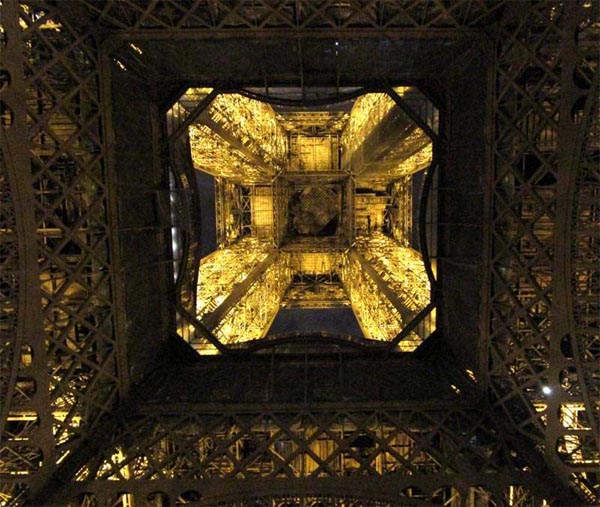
341,93,396,159
341,252,407,344
208,94,288,171
190,124,269,183
558,402,598,466
167,87,213,136
196,237,270,321
214,254,291,343
188,92,437,353
388,177,412,246
356,233,431,313
387,141,432,178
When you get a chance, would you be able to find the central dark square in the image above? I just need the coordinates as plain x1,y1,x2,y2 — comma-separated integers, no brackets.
289,185,341,237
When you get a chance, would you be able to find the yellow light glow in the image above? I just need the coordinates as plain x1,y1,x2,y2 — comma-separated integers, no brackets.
186,92,438,352
129,43,143,54
560,402,590,430
341,251,404,342
356,233,431,313
393,86,411,96
207,93,288,171
190,124,268,183
341,93,396,159
214,254,291,344
389,142,432,177
196,237,270,321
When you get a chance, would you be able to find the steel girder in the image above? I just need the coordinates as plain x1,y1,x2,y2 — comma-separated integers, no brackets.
0,1,597,506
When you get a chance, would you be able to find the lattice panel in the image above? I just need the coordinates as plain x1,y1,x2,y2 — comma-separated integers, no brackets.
1,2,53,502
166,87,214,142
0,144,34,504
215,179,245,249
355,233,430,314
0,148,21,434
386,177,412,246
1,1,597,505
341,251,402,342
561,6,600,499
195,238,270,322
74,0,506,31
13,0,119,484
62,487,552,507
59,407,540,504
213,253,291,344
490,1,562,437
489,2,599,503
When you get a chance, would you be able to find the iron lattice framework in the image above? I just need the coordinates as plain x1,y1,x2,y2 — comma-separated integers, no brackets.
0,1,598,506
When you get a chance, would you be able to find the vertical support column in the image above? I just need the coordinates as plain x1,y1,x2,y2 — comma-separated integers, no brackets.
345,175,355,242
548,1,599,486
0,0,54,492
215,176,226,249
99,42,130,400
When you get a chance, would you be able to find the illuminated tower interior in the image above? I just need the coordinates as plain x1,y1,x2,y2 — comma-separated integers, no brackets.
172,88,437,355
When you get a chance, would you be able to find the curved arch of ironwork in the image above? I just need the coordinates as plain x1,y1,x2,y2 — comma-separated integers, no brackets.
238,86,371,108
228,331,387,354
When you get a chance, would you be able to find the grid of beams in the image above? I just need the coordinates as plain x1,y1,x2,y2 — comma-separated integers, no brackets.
2,1,120,503
488,2,599,502
0,1,597,506
71,0,506,31
53,407,546,504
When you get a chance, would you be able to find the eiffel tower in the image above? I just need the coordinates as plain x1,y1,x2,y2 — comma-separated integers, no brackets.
0,2,598,506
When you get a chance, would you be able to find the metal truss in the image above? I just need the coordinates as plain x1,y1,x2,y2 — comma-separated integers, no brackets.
214,178,245,249
2,1,119,503
355,234,431,315
487,2,599,503
40,406,563,505
342,250,400,342
69,0,506,33
189,94,287,184
0,1,597,506
341,92,431,180
385,177,413,247
212,252,291,345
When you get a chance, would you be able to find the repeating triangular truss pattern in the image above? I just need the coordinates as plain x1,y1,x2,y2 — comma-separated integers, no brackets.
22,0,120,458
488,2,599,502
0,1,598,506
76,0,505,31
0,122,33,506
56,408,544,505
0,149,18,425
1,2,120,503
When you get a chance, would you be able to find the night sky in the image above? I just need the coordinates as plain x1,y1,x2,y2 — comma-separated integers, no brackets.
268,308,364,337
